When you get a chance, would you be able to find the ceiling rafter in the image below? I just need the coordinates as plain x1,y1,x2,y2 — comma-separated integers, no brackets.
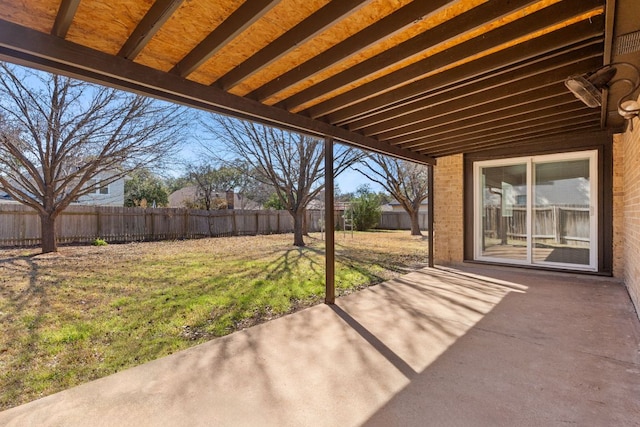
214,0,372,92
417,116,601,155
333,19,605,128
51,0,80,38
118,0,184,60
428,121,603,157
398,107,598,148
277,0,539,112
364,43,604,140
171,0,279,78
246,0,451,102
387,96,581,143
383,92,577,144
303,0,604,119
380,55,604,146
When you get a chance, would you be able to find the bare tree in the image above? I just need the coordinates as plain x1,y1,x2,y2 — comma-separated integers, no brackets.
355,155,429,236
0,63,188,253
202,115,361,246
186,163,242,210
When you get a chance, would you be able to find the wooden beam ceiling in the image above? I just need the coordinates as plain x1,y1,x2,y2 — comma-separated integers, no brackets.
247,0,452,102
118,0,185,60
171,0,280,78
0,0,618,162
51,0,80,38
213,0,372,91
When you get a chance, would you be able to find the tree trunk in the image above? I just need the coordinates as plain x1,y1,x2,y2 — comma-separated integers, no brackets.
409,210,423,236
302,209,309,236
292,209,305,247
40,212,58,253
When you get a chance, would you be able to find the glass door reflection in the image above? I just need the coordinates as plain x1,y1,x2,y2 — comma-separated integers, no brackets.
480,163,528,261
532,159,591,266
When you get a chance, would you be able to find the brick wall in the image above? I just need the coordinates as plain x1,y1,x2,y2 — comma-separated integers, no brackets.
614,108,640,317
612,134,624,278
433,154,464,265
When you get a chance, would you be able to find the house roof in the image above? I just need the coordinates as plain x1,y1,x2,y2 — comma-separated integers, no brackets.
168,186,262,209
0,1,636,165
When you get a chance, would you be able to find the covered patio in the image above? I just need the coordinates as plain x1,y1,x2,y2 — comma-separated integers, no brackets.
1,265,638,425
1,0,640,422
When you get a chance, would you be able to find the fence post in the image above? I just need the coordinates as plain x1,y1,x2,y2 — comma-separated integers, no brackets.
554,206,561,243
96,206,102,238
183,209,188,239
232,211,238,236
149,209,155,240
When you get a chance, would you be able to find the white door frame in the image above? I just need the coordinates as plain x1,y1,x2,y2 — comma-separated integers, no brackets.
473,150,597,271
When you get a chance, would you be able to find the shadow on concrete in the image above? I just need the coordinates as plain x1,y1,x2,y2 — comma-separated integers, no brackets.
1,265,638,426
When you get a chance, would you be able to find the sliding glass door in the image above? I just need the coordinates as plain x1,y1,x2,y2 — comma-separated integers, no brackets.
474,151,597,271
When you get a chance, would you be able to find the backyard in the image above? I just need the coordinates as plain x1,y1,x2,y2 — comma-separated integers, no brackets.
0,230,429,409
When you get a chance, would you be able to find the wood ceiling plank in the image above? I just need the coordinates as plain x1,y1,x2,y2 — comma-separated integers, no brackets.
52,0,80,38
277,0,539,112
118,0,184,60
171,0,279,77
382,94,577,144
427,122,602,157
372,54,603,146
214,0,372,91
394,107,597,148
415,116,600,156
246,0,451,102
396,94,580,141
301,0,603,119
332,17,605,128
0,0,57,34
363,42,604,140
64,1,155,56
390,86,572,148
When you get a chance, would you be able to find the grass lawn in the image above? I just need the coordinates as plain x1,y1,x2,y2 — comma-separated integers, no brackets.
0,230,429,410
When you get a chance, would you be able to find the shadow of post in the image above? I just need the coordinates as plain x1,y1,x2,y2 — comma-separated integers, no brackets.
329,305,417,379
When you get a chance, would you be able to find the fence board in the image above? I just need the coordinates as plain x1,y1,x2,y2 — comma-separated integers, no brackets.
483,205,590,246
0,204,427,247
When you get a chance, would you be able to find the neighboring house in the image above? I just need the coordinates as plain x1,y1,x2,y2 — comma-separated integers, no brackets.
0,173,126,206
75,174,126,206
0,190,17,203
382,199,429,212
168,185,262,210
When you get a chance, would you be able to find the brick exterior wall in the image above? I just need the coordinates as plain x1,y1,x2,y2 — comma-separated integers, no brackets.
433,154,464,265
612,134,624,278
614,110,640,317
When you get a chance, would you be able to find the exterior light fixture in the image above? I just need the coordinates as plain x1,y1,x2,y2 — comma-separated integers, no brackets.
565,62,640,129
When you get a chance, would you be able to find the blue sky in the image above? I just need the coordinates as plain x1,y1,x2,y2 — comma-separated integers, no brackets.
174,124,383,195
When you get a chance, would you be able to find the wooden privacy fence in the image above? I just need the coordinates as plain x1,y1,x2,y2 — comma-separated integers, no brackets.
306,210,428,232
0,204,294,247
0,204,429,247
483,205,590,245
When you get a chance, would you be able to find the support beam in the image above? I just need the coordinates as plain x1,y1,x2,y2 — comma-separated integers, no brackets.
52,0,80,38
247,0,451,102
428,164,434,268
171,0,279,77
215,0,371,91
118,0,184,60
325,137,335,305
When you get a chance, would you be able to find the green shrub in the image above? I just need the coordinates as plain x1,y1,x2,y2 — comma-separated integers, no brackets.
350,185,382,231
92,238,108,246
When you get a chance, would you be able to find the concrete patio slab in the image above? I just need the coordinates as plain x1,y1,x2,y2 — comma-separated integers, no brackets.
1,265,639,426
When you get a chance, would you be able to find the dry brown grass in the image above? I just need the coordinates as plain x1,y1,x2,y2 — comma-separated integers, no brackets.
0,230,429,409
